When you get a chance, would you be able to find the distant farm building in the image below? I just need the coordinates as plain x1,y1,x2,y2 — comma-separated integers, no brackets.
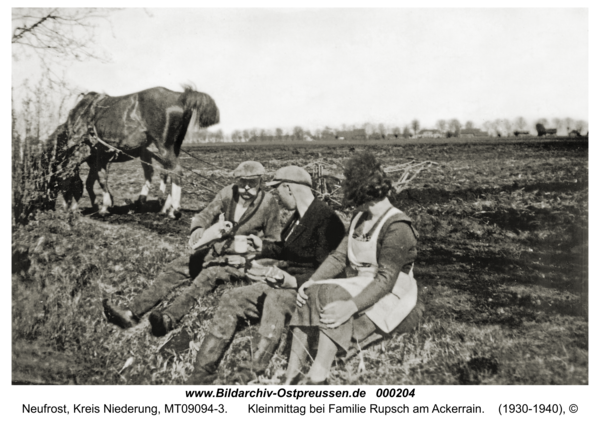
418,129,443,138
513,130,530,137
535,125,558,137
336,128,367,140
569,130,582,138
459,128,488,138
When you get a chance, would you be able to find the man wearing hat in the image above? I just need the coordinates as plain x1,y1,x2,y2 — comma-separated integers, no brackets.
187,166,345,385
103,161,282,336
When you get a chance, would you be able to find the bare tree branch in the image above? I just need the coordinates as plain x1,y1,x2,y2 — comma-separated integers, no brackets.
12,8,113,66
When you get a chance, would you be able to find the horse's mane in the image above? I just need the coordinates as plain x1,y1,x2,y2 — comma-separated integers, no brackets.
179,84,220,128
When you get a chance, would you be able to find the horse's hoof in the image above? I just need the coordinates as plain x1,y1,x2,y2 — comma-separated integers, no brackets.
168,209,182,220
99,209,110,217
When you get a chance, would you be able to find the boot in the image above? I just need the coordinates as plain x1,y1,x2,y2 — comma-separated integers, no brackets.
232,337,279,384
187,334,230,385
149,310,173,337
103,299,139,329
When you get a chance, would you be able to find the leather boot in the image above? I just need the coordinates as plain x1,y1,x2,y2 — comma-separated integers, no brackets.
187,334,230,385
103,299,139,329
149,310,174,337
233,337,279,384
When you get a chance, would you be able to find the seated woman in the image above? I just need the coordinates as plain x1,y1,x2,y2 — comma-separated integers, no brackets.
285,152,422,385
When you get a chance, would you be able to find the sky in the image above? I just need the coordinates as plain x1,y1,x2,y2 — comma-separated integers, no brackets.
11,7,589,134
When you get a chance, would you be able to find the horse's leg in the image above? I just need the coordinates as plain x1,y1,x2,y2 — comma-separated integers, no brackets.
70,173,84,211
96,156,114,216
85,158,99,210
59,144,90,212
159,173,173,215
159,174,168,196
60,171,83,212
137,149,153,207
169,164,183,219
159,157,182,219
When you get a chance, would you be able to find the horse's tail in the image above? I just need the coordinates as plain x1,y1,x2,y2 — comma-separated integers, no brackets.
179,84,220,128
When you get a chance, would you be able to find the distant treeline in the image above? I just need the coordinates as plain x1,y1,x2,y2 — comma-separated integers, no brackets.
185,117,588,144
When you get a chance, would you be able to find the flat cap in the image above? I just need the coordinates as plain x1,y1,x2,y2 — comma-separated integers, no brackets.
266,166,312,188
233,161,265,178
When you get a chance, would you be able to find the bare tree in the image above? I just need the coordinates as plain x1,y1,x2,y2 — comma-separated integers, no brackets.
392,126,401,137
259,129,267,142
214,129,224,143
231,130,241,143
514,116,527,131
552,118,563,131
275,128,283,141
402,125,411,138
482,121,493,135
564,117,574,132
248,128,259,142
448,119,462,136
292,126,304,141
378,123,387,137
13,8,113,86
410,119,420,136
242,129,250,142
574,120,587,133
465,120,474,130
322,126,334,139
492,119,503,136
501,119,512,135
435,119,447,133
537,118,549,127
362,122,374,136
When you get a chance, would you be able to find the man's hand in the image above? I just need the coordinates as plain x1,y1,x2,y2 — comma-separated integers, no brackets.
247,234,263,251
188,228,205,248
266,268,297,289
296,279,316,308
320,300,358,328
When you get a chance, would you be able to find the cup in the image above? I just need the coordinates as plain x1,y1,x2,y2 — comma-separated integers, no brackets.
233,235,248,253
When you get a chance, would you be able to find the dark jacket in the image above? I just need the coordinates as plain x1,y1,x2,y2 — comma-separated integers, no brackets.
259,198,345,287
190,184,281,243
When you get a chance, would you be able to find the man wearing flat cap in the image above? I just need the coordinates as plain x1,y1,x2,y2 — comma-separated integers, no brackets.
188,166,345,384
103,161,282,337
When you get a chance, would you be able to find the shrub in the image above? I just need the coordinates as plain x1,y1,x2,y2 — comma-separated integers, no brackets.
12,113,61,225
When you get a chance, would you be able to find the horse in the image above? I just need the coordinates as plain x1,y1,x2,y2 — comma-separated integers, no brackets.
51,85,219,219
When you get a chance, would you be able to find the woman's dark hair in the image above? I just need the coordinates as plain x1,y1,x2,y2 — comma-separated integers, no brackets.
342,151,392,207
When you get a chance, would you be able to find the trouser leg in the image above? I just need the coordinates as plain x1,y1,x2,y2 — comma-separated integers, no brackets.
128,248,209,317
233,289,297,379
257,289,297,341
164,265,244,323
189,285,269,383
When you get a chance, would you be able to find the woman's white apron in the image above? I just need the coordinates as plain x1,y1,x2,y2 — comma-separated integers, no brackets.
316,207,418,333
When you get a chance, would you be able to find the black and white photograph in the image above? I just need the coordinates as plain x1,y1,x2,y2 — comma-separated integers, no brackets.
9,4,592,415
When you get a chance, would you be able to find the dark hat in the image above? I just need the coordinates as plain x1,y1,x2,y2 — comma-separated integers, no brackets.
265,166,312,188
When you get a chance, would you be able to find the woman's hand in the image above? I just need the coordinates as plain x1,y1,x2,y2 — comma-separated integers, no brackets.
296,280,316,308
320,300,358,329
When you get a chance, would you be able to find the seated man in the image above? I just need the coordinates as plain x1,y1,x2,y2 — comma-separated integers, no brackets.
187,166,345,385
103,161,281,336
